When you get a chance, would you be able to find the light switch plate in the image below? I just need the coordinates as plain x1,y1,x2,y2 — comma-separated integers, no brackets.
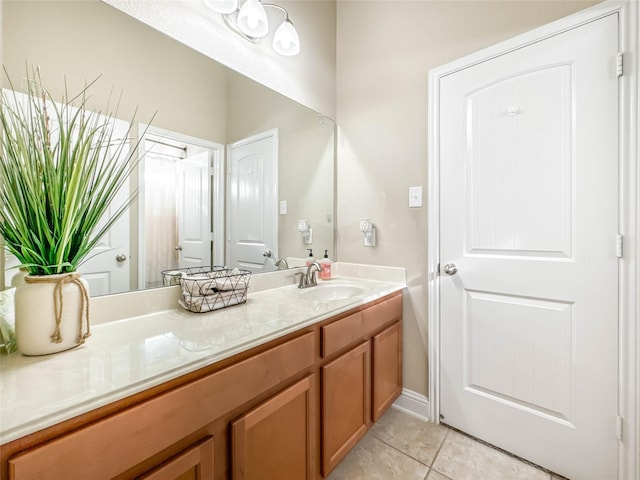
279,200,287,215
409,186,423,208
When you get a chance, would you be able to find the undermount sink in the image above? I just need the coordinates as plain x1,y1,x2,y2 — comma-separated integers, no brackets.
298,282,367,301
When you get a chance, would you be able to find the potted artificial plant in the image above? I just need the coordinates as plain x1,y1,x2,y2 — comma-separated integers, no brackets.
0,70,141,355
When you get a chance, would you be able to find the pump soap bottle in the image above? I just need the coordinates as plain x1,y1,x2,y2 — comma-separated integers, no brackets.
319,250,332,280
305,249,315,266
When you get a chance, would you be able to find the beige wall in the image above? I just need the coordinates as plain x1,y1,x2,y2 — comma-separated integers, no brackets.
335,0,600,397
226,71,335,262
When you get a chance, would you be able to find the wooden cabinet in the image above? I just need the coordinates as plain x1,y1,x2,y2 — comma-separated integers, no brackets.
232,375,315,480
372,322,402,422
7,333,314,480
2,291,403,480
321,342,370,476
139,436,214,480
320,294,403,477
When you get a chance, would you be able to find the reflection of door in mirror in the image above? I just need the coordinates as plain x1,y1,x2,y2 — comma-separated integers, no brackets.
78,117,132,296
178,151,211,270
140,132,224,289
227,130,278,274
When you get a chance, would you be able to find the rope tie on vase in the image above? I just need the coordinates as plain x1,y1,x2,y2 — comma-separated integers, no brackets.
24,273,91,344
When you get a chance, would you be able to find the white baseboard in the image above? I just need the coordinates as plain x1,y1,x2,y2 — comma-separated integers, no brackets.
392,389,430,422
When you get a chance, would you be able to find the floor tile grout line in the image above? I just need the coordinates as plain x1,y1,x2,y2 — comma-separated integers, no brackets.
369,432,432,470
428,426,452,476
441,423,562,479
373,435,429,468
369,423,452,475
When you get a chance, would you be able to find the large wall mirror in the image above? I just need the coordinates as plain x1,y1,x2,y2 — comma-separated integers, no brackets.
2,0,335,296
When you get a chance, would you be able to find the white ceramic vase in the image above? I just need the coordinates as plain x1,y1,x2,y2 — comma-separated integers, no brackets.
15,272,91,356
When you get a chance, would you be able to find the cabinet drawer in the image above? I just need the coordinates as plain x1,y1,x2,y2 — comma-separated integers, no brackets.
322,293,402,358
9,332,315,480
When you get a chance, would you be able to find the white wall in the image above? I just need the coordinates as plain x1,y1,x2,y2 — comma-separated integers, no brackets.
335,0,601,397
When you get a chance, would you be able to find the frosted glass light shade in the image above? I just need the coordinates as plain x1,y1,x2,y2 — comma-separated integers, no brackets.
203,0,238,14
237,0,268,38
273,19,300,56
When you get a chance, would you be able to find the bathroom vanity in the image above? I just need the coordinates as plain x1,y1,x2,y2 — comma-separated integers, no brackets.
0,271,404,480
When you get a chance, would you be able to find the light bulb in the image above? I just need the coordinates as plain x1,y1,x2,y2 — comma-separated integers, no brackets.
237,0,268,38
273,19,300,56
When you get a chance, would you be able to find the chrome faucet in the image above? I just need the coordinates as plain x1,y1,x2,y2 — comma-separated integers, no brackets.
274,258,289,270
295,261,322,289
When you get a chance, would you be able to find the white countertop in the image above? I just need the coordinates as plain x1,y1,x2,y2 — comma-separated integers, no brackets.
0,269,405,445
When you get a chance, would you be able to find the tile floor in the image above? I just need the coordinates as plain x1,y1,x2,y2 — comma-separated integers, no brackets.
327,407,563,480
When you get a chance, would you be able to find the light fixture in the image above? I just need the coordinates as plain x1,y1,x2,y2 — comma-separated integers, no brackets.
237,0,268,38
204,0,300,56
203,0,238,14
273,18,300,56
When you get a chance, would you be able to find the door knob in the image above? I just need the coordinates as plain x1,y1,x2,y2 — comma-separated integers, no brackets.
175,245,183,251
443,263,458,276
115,254,127,263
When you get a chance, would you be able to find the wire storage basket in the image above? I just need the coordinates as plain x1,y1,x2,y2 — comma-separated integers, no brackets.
161,267,251,313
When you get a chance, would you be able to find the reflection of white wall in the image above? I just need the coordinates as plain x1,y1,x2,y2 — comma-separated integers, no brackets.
227,72,335,261
2,0,227,142
104,0,337,118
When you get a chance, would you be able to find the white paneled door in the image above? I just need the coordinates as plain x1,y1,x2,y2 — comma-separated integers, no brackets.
439,14,619,480
177,151,211,269
227,130,278,273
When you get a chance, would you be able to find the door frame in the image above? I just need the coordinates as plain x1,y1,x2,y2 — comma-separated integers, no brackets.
426,1,639,478
137,125,225,289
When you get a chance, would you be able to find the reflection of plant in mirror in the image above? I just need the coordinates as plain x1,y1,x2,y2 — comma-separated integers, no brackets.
0,69,144,275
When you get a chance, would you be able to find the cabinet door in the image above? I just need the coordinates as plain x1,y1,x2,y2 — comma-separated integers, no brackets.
232,375,315,480
371,322,402,421
139,436,214,480
321,341,370,476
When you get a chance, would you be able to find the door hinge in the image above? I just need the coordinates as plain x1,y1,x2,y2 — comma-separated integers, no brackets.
616,52,624,77
616,415,623,440
616,234,624,258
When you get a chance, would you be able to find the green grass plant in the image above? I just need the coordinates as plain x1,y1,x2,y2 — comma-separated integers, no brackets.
0,69,143,275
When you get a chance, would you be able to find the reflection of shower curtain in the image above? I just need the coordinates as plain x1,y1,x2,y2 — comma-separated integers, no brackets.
144,154,178,288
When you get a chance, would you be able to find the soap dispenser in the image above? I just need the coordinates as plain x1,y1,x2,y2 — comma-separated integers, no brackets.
305,249,315,266
319,250,332,280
